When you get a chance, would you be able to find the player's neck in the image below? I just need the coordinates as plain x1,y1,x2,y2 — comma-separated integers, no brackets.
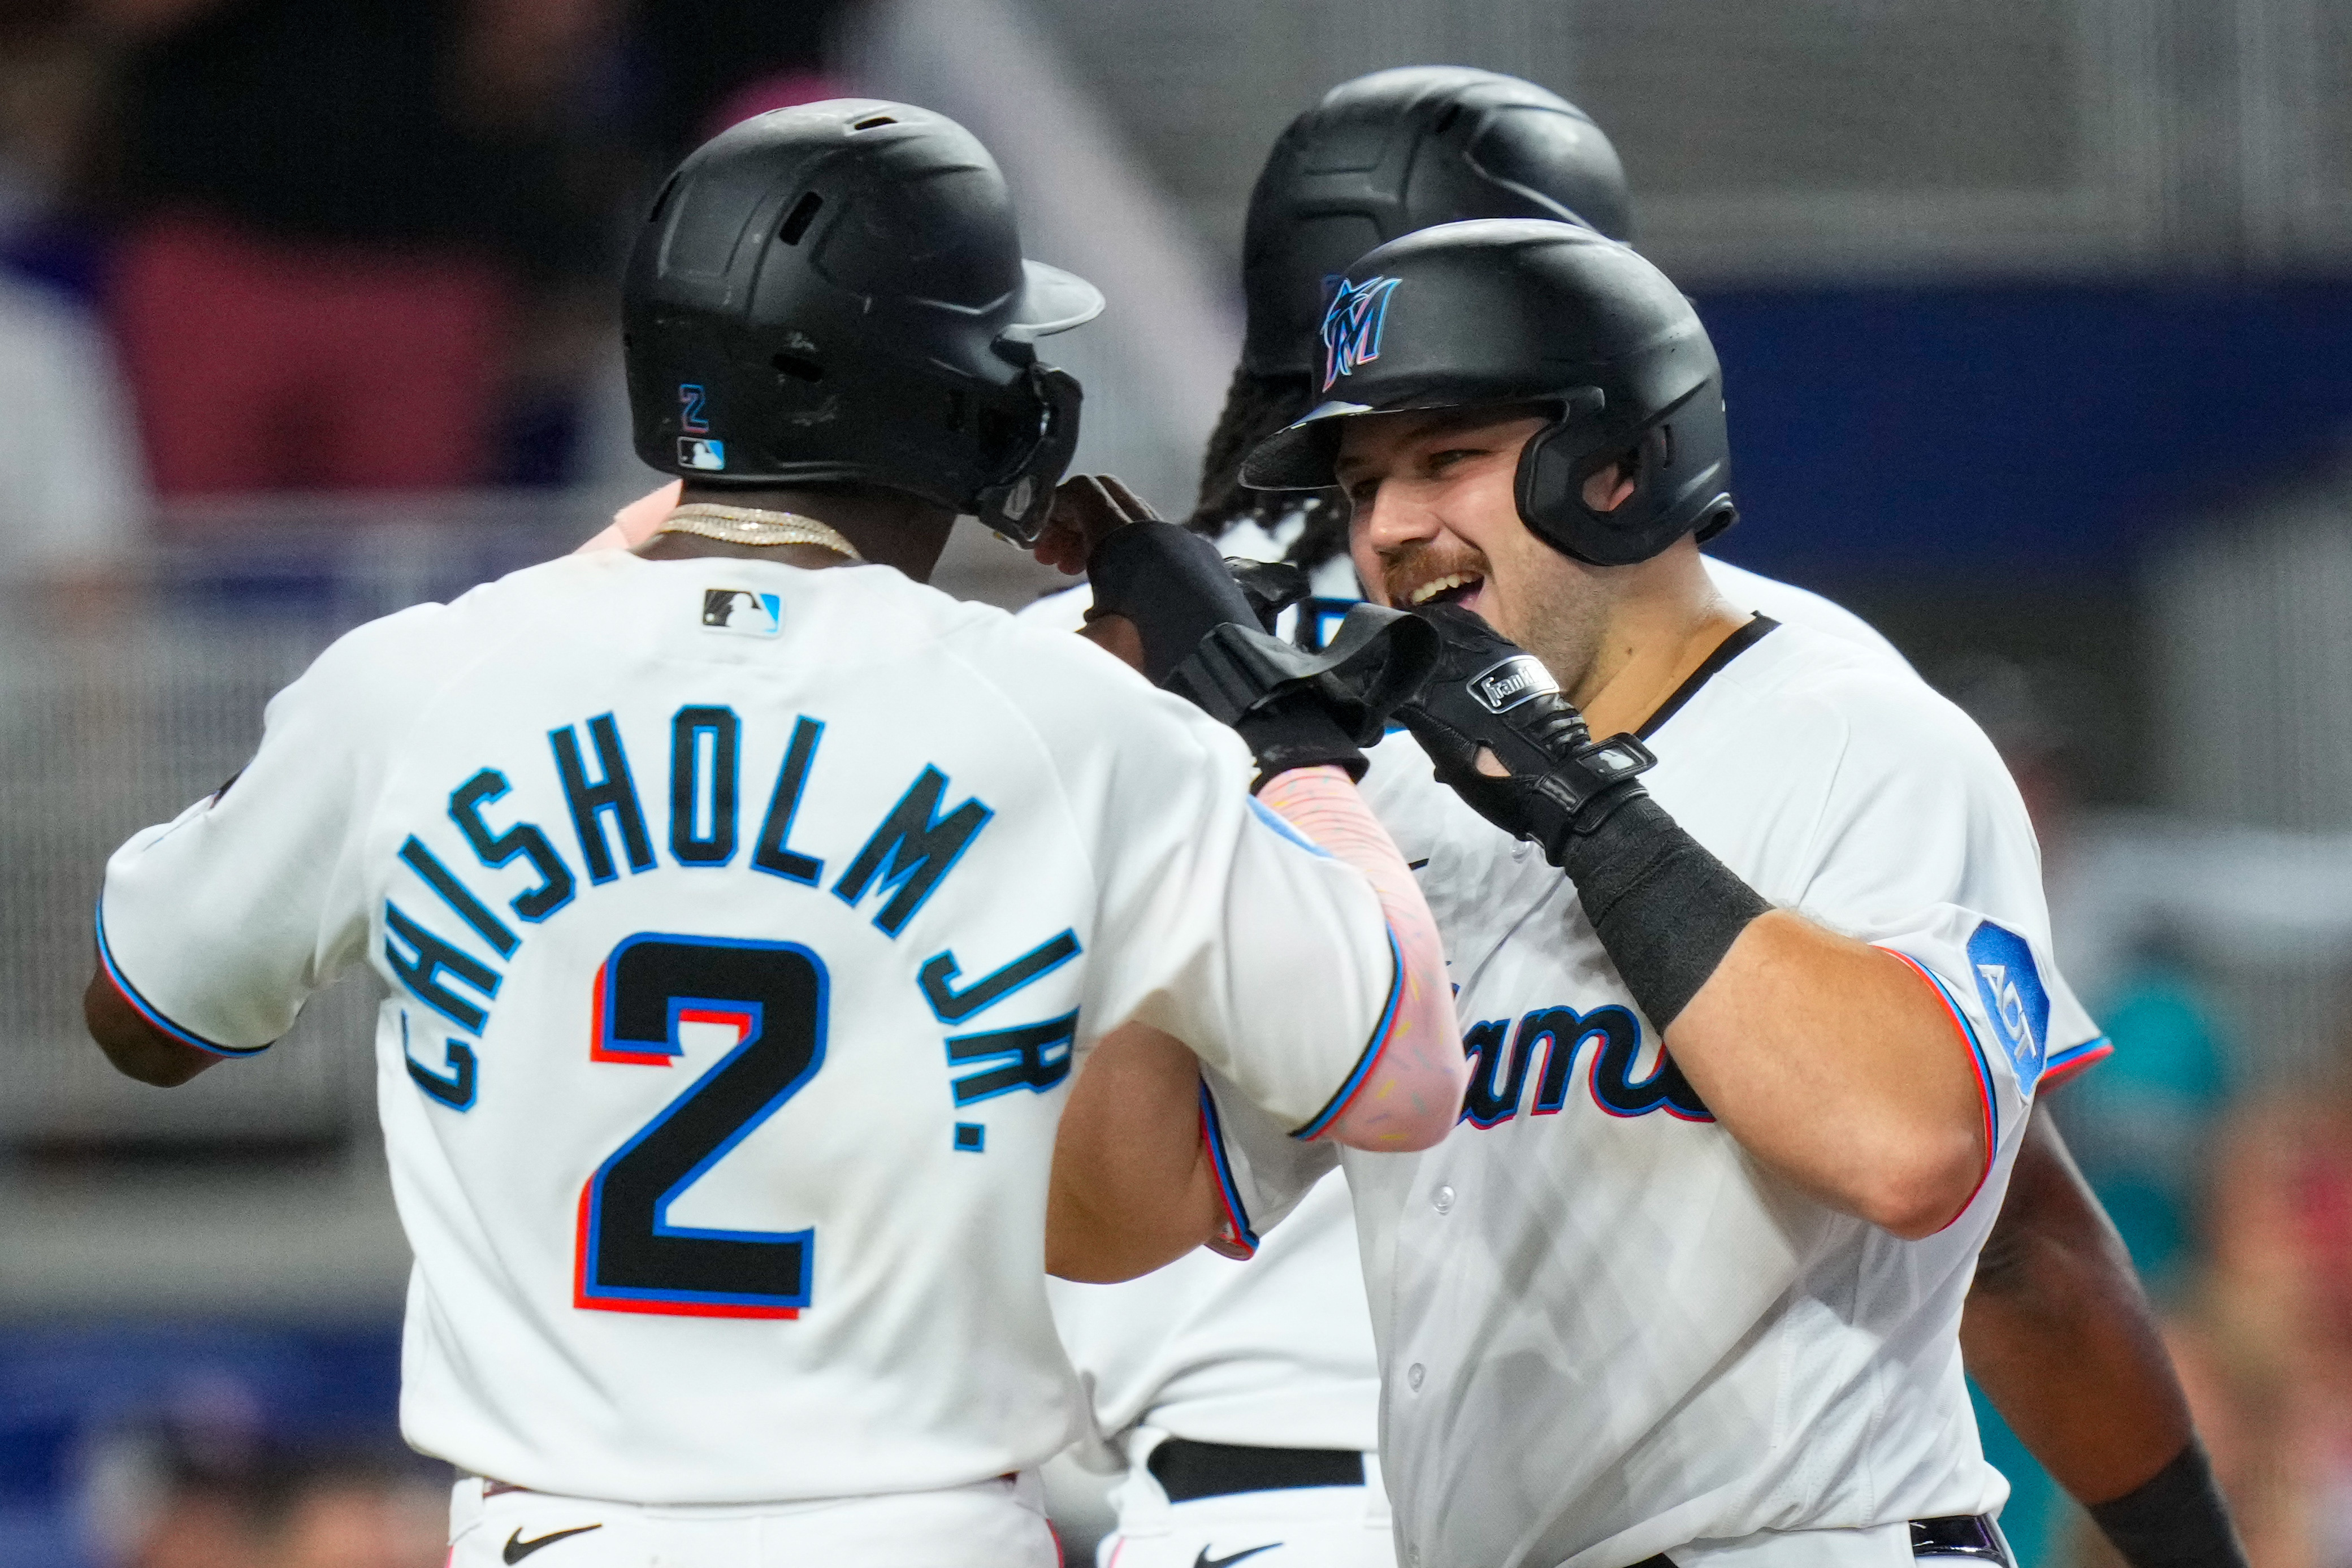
636,483,957,581
1573,546,1749,738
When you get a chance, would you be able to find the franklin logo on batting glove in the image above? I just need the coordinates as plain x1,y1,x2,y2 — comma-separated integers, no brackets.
1467,655,1558,713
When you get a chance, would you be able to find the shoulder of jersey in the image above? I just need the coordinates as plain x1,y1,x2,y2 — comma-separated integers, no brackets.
329,552,1245,768
432,550,1005,650
964,593,1251,753
1015,580,1091,633
1717,621,2008,782
307,552,989,697
1701,555,1913,675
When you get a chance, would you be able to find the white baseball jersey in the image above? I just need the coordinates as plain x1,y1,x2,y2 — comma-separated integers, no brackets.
1209,618,2103,1568
1051,1171,1379,1458
95,549,1410,1506
1039,554,1945,1468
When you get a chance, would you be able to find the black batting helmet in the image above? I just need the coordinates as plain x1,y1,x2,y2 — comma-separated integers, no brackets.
1240,67,1631,381
1242,219,1735,568
623,101,1102,543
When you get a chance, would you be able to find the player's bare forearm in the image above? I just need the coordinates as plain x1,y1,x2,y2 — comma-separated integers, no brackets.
1047,1022,1220,1282
1667,911,1987,1237
1257,766,1466,1152
1961,1110,2193,1501
83,965,218,1087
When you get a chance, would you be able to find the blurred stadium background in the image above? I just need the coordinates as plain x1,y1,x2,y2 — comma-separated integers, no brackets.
2,1,2350,1563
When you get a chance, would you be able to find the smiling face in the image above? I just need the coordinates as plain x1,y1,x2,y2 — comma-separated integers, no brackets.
1336,405,1635,690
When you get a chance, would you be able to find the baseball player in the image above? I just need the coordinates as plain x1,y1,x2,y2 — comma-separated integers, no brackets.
80,101,1469,1568
1051,216,2107,1568
1034,68,2242,1568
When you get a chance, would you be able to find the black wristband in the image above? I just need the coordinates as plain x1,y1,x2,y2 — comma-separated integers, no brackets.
1559,793,1770,1030
2086,1439,2249,1568
1236,693,1365,789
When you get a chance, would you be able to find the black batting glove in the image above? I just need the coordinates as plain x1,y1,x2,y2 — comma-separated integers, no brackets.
1396,604,1656,863
1079,488,1439,785
1085,521,1262,686
1226,559,1310,633
1086,517,1381,783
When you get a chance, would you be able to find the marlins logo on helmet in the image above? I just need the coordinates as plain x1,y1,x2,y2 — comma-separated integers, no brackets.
1320,276,1401,390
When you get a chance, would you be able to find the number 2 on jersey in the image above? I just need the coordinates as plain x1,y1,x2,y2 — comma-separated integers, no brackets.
575,934,826,1318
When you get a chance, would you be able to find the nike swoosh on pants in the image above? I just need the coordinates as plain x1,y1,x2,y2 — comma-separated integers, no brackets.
503,1523,604,1563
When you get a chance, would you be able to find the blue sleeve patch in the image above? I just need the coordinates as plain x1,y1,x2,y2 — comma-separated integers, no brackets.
1967,919,2050,1093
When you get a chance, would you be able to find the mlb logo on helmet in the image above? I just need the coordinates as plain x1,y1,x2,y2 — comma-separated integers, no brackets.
1967,920,2049,1090
678,439,727,471
1467,655,1559,714
1320,276,1402,391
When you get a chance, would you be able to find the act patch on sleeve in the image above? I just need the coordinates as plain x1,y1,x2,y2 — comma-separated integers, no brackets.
1968,919,2049,1092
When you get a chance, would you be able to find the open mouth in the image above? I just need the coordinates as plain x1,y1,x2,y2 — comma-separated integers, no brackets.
1405,571,1485,609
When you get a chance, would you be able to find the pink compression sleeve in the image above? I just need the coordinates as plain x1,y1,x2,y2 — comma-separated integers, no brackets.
1256,765,1466,1152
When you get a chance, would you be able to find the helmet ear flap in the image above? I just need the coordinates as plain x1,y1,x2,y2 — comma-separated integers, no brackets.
1517,384,1734,566
1515,410,1583,548
1516,387,1636,565
972,363,1085,543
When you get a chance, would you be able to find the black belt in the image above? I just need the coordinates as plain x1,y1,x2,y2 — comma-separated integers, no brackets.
1628,1514,2009,1568
1146,1439,1365,1503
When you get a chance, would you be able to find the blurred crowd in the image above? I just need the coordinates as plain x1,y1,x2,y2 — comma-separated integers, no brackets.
0,0,859,577
98,1438,444,1568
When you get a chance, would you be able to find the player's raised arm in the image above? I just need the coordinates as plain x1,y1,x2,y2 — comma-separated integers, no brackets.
1396,604,1987,1237
1067,478,1463,1151
1040,476,1464,1283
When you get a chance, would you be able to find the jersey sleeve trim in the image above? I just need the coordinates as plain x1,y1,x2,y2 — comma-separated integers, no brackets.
1198,1082,1261,1260
1247,795,1333,857
2038,1035,2113,1090
1878,946,1996,1230
1288,929,1404,1141
93,902,272,1058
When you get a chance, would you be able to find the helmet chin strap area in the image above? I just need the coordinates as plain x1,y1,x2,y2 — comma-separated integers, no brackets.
972,364,1085,544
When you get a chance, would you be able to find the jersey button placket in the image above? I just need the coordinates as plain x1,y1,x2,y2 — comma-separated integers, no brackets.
1406,1362,1425,1391
1432,1184,1454,1214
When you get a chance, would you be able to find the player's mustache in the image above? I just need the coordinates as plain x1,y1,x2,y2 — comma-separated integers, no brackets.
1378,543,1493,610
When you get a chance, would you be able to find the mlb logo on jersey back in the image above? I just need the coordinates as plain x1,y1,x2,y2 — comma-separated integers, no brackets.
702,590,781,637
1967,920,2048,1091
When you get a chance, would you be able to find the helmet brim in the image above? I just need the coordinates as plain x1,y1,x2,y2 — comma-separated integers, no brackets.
1002,260,1105,341
1239,399,1374,490
1243,383,1602,491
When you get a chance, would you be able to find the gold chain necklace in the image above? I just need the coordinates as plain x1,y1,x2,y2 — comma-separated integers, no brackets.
655,504,865,561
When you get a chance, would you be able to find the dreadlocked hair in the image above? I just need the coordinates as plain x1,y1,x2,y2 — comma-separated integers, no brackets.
1188,365,1315,527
